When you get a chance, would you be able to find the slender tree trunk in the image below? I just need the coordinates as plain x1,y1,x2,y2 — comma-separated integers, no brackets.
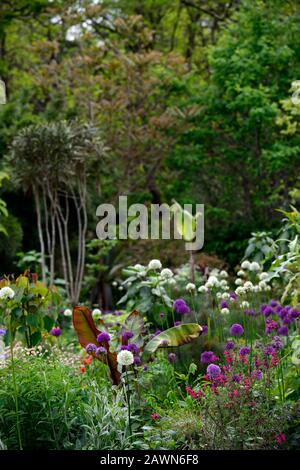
33,187,47,284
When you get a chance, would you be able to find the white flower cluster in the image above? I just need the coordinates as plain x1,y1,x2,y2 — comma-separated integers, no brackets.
117,349,134,366
148,259,162,271
64,309,72,317
92,308,102,320
241,260,261,271
0,286,15,300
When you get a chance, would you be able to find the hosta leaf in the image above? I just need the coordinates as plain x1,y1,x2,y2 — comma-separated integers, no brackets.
73,306,120,385
144,323,202,354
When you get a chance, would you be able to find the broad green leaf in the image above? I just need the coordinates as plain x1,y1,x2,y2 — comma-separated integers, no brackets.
144,323,202,354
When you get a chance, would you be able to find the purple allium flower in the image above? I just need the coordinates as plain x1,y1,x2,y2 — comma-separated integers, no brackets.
278,326,289,336
160,339,169,346
262,306,274,317
225,341,235,350
134,356,142,366
120,345,129,351
96,346,107,356
200,351,215,364
260,304,267,313
239,346,251,356
232,374,241,383
282,315,293,325
143,365,148,371
122,330,134,341
174,321,182,327
220,300,228,309
202,325,208,334
154,329,162,336
229,323,244,337
244,309,256,316
263,345,275,356
159,312,165,319
97,331,110,343
50,327,61,337
270,300,278,308
167,353,177,364
85,343,97,354
0,328,6,336
253,370,263,381
127,343,139,354
230,292,238,300
173,299,190,315
272,336,284,350
290,309,300,319
206,364,221,380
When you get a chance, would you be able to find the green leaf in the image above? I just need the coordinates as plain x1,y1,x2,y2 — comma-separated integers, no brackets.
144,323,202,354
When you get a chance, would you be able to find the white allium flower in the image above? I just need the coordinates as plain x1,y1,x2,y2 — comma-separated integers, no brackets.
253,285,260,292
160,268,173,279
244,281,254,291
112,281,118,287
235,278,243,286
118,286,124,291
92,308,102,320
241,260,251,270
259,272,269,281
221,293,230,300
265,285,271,291
221,308,230,315
223,285,230,291
220,270,228,278
134,264,145,270
249,261,261,271
240,301,250,309
220,279,228,288
198,285,208,293
186,283,196,292
229,297,236,303
258,281,268,290
216,292,222,299
64,308,72,317
0,286,15,300
235,286,246,295
117,349,134,366
206,276,219,288
237,270,245,277
168,278,176,286
148,259,162,270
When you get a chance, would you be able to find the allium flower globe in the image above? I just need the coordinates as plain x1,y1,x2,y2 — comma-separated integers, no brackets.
64,308,72,317
185,283,196,292
97,331,111,343
148,259,162,271
160,268,173,279
249,261,261,271
85,343,97,354
198,285,208,293
241,260,251,270
92,308,102,320
206,364,221,379
117,349,134,366
229,323,244,337
50,327,62,337
0,286,15,300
